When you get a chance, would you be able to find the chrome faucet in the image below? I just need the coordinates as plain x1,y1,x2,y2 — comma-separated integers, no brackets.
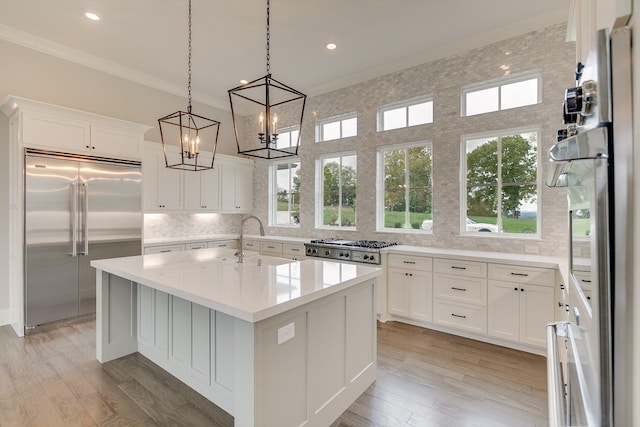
235,215,265,263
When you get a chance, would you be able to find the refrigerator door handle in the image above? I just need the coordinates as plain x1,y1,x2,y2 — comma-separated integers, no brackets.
70,181,78,257
547,321,568,427
80,182,89,255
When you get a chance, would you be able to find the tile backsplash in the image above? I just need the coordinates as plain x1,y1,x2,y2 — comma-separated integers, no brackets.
144,213,243,240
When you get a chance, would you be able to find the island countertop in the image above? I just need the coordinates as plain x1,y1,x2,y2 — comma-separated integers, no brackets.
91,248,381,323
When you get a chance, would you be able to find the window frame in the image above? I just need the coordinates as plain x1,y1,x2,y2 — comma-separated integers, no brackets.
268,157,301,228
461,70,542,117
377,95,434,132
273,124,300,150
315,151,358,230
376,141,433,233
460,126,542,238
315,112,358,142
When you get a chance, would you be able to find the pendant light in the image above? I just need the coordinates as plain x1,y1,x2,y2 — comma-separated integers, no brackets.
228,0,307,160
158,0,220,171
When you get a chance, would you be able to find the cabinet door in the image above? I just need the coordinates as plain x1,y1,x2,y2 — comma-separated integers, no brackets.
144,244,185,254
487,280,520,341
409,270,432,322
387,268,409,317
183,170,202,210
156,152,183,210
22,111,90,153
220,162,237,211
519,284,554,348
200,166,221,210
234,163,253,212
91,126,140,159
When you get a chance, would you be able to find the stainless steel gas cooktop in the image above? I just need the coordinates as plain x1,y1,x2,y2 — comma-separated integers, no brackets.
304,239,397,264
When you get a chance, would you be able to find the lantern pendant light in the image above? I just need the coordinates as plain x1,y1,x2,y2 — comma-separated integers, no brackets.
228,0,307,160
158,0,220,171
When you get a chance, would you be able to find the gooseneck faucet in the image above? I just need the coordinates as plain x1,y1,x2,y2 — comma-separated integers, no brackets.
235,215,265,263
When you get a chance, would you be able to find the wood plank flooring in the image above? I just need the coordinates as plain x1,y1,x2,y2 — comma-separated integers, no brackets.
0,320,547,426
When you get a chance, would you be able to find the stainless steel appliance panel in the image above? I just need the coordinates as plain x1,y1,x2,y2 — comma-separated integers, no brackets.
24,150,142,330
25,155,80,326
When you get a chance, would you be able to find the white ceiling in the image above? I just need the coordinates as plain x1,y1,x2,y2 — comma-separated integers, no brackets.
0,0,568,111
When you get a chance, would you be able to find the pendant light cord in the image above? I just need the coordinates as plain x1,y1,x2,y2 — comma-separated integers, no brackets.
266,0,270,74
187,0,193,113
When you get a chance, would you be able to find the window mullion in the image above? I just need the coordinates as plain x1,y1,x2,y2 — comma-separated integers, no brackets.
496,136,502,230
404,149,410,228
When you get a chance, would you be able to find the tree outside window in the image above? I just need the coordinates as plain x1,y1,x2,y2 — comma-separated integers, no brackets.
319,154,357,227
465,131,539,234
381,143,432,230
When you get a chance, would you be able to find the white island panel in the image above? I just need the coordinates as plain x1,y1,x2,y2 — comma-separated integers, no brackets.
92,249,380,427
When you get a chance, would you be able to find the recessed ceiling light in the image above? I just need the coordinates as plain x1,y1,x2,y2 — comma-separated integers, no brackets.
326,43,337,50
240,79,248,84
85,12,100,21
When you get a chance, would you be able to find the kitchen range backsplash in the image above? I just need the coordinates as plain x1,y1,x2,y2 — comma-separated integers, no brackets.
144,213,244,240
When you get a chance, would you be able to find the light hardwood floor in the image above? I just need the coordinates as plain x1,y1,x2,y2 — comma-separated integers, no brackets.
0,320,547,426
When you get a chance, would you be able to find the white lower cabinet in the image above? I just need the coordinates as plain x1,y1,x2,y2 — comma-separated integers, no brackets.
432,258,488,334
387,255,433,322
207,240,238,249
487,263,556,348
144,244,185,254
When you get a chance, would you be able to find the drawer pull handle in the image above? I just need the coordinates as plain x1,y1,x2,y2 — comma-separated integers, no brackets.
290,248,300,252
403,261,416,264
510,272,529,277
451,266,466,270
451,287,467,292
160,250,171,253
451,313,467,319
581,279,592,283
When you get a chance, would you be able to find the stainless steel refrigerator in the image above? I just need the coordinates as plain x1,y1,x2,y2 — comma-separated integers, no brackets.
24,149,142,332
546,25,633,426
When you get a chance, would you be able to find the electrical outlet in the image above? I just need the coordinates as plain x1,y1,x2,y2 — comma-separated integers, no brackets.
277,322,295,345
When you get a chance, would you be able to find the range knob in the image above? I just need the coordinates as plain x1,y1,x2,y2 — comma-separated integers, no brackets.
557,129,568,142
369,255,375,262
562,103,578,124
564,87,583,115
363,255,369,260
324,250,331,256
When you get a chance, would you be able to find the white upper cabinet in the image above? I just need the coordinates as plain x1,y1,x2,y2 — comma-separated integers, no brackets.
2,96,149,160
220,160,254,213
143,141,252,213
568,0,632,63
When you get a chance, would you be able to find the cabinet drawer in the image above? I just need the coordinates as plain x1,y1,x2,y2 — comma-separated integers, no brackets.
207,240,238,249
388,254,432,271
260,242,283,255
283,243,305,257
433,299,487,334
488,264,555,286
433,274,487,306
185,242,207,250
144,244,185,254
572,271,593,290
242,240,260,251
434,258,487,278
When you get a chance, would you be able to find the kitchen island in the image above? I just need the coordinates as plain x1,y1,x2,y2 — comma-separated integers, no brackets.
91,248,381,427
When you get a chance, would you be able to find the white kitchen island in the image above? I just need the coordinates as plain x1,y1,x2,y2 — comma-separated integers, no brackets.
91,248,381,427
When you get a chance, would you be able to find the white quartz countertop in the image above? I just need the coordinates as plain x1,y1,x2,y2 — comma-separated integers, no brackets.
91,248,381,323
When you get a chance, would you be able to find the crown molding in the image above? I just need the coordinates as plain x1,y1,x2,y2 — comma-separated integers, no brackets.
0,24,230,111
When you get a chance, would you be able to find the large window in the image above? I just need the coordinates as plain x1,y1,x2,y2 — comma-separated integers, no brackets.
377,96,433,131
274,125,300,150
462,71,541,117
378,142,433,231
463,129,539,235
270,159,301,226
315,113,357,142
316,152,357,228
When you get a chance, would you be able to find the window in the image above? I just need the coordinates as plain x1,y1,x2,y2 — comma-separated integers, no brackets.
378,142,432,231
463,129,539,236
462,71,541,117
316,152,357,228
316,113,357,142
274,125,300,150
377,97,433,131
269,159,301,226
